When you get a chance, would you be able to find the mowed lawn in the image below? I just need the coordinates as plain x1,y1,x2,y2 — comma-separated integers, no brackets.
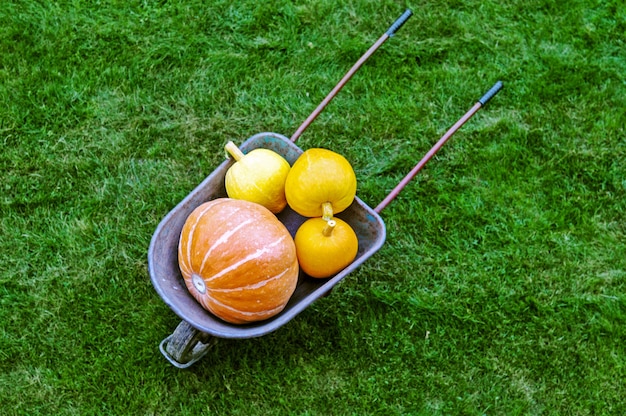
1,0,625,414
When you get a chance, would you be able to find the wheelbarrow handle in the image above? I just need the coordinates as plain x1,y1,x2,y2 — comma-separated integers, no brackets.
290,9,413,142
479,80,503,105
387,9,413,37
374,81,504,213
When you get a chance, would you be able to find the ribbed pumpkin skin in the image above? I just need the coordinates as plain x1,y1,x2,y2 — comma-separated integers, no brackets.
178,198,299,324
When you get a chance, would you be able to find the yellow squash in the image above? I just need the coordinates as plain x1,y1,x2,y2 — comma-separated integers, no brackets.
224,141,291,214
285,148,356,219
294,217,358,278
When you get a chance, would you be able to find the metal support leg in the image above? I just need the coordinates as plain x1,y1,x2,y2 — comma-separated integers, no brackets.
159,320,217,368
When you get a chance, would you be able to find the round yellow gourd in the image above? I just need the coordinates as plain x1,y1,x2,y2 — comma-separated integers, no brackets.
224,141,291,214
285,148,356,219
294,217,358,278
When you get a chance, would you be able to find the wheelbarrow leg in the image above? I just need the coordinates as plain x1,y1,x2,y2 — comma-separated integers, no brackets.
159,320,217,368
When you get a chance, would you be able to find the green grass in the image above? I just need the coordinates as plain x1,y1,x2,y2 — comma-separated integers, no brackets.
1,0,625,414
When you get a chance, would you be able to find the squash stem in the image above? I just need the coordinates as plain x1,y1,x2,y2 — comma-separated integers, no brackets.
322,220,336,237
322,202,334,221
225,141,245,161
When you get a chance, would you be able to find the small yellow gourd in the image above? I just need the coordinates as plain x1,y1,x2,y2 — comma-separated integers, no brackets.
224,141,291,214
294,217,358,278
285,148,357,219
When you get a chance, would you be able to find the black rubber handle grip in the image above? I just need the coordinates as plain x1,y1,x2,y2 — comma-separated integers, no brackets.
386,9,413,36
478,81,503,105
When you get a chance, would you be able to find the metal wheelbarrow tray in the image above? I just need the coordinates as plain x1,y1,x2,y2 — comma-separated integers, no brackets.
148,131,386,341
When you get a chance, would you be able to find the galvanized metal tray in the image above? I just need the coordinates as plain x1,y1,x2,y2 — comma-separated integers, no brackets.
148,132,386,341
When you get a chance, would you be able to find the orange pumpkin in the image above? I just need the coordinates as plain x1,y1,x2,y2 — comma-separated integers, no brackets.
178,198,299,324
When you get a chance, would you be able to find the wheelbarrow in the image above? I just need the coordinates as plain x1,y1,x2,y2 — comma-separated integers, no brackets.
148,9,503,368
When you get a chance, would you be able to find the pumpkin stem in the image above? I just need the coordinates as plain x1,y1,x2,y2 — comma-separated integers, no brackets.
322,202,334,221
225,141,245,161
322,220,336,237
